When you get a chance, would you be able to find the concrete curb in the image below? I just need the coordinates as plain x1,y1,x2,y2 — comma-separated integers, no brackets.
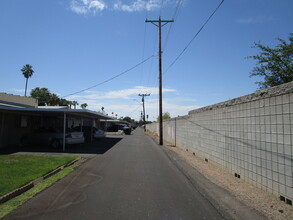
0,157,81,204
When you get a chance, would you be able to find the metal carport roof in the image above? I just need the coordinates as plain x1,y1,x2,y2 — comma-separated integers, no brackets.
0,106,112,120
0,106,113,151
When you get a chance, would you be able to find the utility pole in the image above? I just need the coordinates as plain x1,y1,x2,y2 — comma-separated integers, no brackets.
146,17,174,145
138,93,150,131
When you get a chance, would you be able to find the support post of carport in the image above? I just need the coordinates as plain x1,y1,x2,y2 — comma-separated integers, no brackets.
63,112,66,152
0,112,4,148
90,119,94,143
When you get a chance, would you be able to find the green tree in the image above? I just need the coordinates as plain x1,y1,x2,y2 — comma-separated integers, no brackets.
249,33,293,89
157,112,171,121
59,98,71,107
30,87,51,106
122,116,136,124
49,93,60,106
30,87,73,107
122,116,132,123
21,64,34,97
80,103,88,109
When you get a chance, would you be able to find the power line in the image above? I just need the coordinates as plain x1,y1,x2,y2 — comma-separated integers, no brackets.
141,0,158,96
125,104,141,118
138,21,147,93
172,0,183,19
62,54,155,98
164,0,225,74
163,0,183,51
159,0,164,17
138,0,150,93
145,19,159,96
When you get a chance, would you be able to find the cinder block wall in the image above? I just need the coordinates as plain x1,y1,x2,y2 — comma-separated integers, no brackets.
146,82,293,202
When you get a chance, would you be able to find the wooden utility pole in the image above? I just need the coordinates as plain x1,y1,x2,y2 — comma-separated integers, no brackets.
139,93,150,131
146,17,174,145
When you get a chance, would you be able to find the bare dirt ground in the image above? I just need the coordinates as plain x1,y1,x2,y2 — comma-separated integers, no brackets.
147,131,293,220
163,143,293,220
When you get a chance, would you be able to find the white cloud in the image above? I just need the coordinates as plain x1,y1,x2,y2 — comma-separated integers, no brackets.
65,85,198,120
69,0,179,14
70,0,107,15
68,86,176,100
78,96,198,120
237,16,273,24
113,0,161,12
10,88,25,93
145,98,199,118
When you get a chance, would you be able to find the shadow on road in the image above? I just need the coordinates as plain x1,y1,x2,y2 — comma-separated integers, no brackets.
0,136,123,155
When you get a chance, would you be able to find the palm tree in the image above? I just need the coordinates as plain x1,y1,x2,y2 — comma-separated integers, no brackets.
67,101,73,109
81,103,88,109
49,93,60,106
21,64,34,97
72,101,79,109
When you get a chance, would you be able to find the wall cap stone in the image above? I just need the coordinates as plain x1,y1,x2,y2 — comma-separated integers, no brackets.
189,81,293,114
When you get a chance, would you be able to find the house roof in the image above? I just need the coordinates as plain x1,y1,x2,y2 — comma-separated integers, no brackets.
0,92,38,108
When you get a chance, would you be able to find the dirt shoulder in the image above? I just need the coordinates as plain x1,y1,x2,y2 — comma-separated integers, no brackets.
149,134,293,220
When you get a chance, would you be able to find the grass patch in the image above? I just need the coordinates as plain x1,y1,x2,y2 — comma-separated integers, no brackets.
0,155,77,197
0,164,78,218
146,129,158,136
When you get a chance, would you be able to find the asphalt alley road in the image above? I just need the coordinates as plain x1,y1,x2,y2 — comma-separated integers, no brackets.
4,128,264,220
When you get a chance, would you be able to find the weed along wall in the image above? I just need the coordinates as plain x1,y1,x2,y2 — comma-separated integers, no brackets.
146,81,293,204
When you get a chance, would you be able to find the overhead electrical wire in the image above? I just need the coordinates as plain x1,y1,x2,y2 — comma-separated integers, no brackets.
139,0,152,92
164,0,225,74
159,0,164,17
145,10,159,95
125,104,142,118
62,54,155,98
172,0,183,19
163,0,183,51
140,0,155,96
138,15,148,93
145,40,158,95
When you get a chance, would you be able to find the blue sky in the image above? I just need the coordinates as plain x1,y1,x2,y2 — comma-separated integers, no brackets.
0,0,292,121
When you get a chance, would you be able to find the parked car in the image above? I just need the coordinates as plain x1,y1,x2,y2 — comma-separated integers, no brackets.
73,126,105,141
107,124,120,132
21,127,85,148
94,129,106,139
122,125,132,135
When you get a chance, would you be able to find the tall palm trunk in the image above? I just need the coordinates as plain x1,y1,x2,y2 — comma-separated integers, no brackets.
24,77,28,97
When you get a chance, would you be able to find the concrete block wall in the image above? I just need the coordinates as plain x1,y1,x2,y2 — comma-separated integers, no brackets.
146,82,293,202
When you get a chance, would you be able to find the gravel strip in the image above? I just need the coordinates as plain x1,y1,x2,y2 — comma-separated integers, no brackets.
165,144,293,220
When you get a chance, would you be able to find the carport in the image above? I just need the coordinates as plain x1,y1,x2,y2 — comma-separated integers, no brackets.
0,106,112,151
